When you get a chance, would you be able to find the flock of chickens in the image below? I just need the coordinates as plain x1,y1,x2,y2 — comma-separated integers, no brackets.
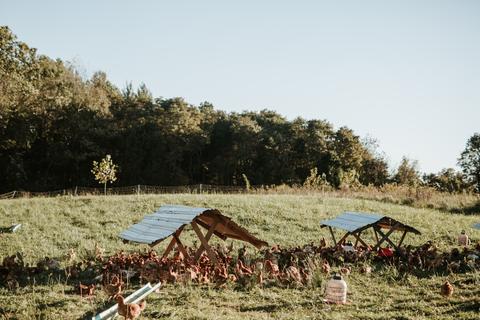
97,239,480,289
1,239,478,317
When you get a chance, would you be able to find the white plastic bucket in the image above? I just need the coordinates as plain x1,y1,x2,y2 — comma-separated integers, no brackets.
325,274,347,304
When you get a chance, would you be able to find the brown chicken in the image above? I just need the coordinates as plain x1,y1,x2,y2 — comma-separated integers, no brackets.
116,295,146,320
360,265,372,274
264,260,279,276
168,265,178,283
441,281,453,297
285,266,302,283
79,283,95,297
321,261,331,274
319,237,327,248
340,266,351,276
236,260,253,275
104,275,122,299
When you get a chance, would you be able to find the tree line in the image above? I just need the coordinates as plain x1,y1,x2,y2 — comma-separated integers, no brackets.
1,26,479,193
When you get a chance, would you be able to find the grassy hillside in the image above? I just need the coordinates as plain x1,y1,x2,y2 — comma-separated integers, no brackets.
0,194,479,319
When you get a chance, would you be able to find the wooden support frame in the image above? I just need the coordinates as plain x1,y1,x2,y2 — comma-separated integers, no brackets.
191,220,218,264
162,237,177,258
373,228,379,243
354,231,362,247
193,219,219,261
351,232,369,248
321,212,421,251
159,220,221,264
397,230,408,248
372,224,399,251
161,226,184,257
335,225,410,251
333,230,370,249
336,232,350,247
173,233,190,260
160,226,191,260
154,216,226,264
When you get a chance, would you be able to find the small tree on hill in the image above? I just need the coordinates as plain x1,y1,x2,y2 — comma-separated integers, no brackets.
393,157,420,186
91,154,118,195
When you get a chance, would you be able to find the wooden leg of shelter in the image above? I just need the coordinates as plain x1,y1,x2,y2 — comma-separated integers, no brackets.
173,233,190,260
161,226,185,258
193,220,219,261
191,221,218,264
336,232,350,247
328,226,337,246
162,236,177,258
373,226,398,250
373,228,379,243
398,230,407,248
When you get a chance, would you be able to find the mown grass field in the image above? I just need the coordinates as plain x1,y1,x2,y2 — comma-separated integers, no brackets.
0,194,479,319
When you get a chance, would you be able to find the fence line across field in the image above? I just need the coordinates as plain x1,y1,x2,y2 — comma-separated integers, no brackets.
0,184,254,199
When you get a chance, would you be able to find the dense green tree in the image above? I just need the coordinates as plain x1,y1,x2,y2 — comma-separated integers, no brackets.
458,133,480,192
360,156,389,186
328,127,366,187
251,110,295,184
7,26,460,193
290,117,330,184
358,137,389,186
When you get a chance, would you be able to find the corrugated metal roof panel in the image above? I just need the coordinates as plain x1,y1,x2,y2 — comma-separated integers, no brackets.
473,223,480,230
119,205,210,245
320,212,384,232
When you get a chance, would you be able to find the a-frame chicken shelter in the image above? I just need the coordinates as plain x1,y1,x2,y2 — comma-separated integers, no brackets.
320,211,421,250
120,205,268,264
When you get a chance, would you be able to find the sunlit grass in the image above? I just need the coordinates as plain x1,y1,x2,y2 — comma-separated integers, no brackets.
0,194,479,319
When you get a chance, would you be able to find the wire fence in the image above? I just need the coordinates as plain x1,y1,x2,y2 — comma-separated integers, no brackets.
0,184,252,199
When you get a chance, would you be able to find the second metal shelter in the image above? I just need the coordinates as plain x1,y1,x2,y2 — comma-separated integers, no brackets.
320,211,421,250
120,205,268,264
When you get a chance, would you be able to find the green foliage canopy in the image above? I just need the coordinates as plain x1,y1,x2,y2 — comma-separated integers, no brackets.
458,133,480,192
1,26,475,194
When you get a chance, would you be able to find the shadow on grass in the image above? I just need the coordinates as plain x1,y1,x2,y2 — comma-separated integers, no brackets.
37,300,67,310
240,303,289,313
144,310,172,318
0,252,102,288
449,201,480,215
444,300,480,314
79,299,114,320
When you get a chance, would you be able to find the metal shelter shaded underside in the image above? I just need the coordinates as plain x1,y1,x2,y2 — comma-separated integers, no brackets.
320,212,421,235
320,211,421,250
320,212,384,233
120,205,268,263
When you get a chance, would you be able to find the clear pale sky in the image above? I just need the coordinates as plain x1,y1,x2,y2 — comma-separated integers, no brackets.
2,1,479,173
